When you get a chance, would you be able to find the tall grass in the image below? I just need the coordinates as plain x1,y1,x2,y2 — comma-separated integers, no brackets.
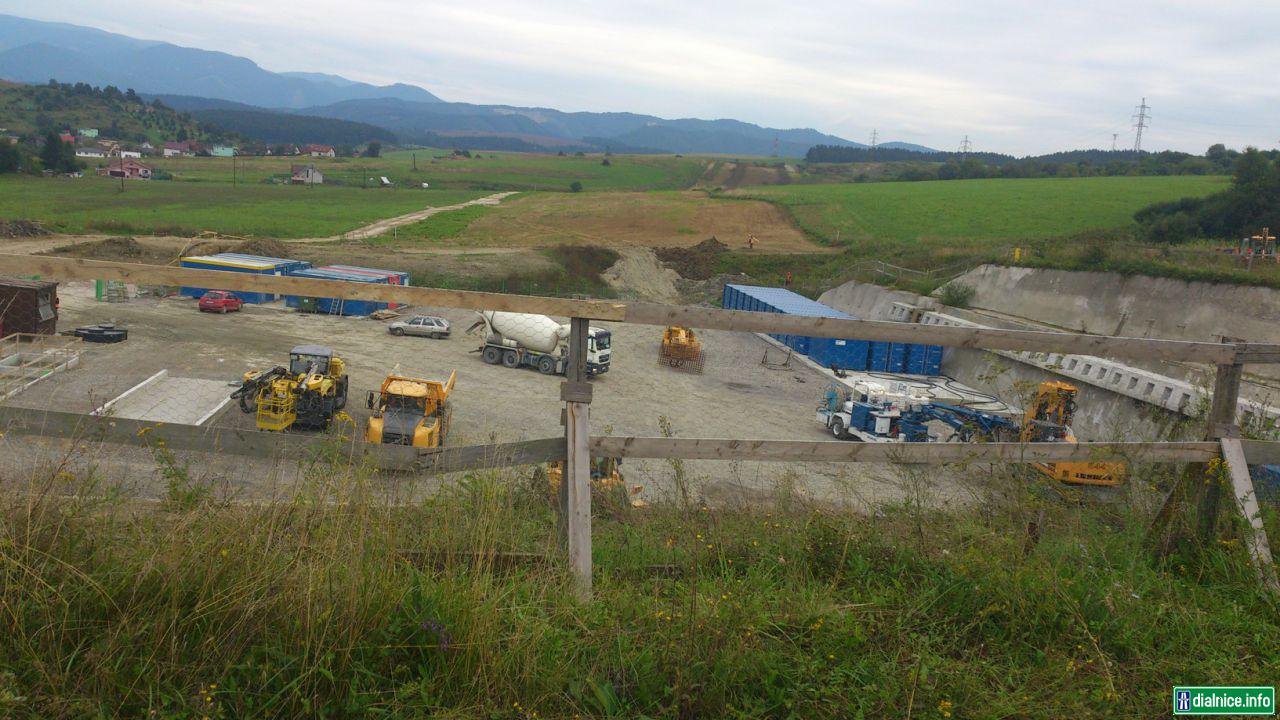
1,446,1277,718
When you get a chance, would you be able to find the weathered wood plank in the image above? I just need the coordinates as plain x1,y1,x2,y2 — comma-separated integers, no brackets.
412,437,565,474
1240,439,1280,465
589,436,1220,463
1219,437,1279,592
0,407,563,473
0,254,629,321
623,303,1245,364
5,254,1277,364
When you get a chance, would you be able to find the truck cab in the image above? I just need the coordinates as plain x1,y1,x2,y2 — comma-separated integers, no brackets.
587,328,611,375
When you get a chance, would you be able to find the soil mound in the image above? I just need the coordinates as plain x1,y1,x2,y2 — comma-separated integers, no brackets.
230,237,292,258
46,236,148,260
0,220,50,238
654,237,729,280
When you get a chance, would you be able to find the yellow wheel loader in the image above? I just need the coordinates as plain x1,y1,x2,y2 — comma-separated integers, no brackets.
232,345,349,431
365,370,456,447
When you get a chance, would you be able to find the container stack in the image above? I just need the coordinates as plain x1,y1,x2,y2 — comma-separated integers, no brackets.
721,284,943,375
284,264,408,316
179,253,312,304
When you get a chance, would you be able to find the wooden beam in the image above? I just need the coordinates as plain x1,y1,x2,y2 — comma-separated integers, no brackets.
0,254,629,321
1241,439,1280,465
0,407,563,473
1219,437,1279,592
623,302,1250,364
588,436,1220,463
6,254,1278,365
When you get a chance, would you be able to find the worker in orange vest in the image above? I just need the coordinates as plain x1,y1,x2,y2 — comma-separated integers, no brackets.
784,271,793,286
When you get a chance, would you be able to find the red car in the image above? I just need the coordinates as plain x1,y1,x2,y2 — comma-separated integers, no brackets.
198,290,245,313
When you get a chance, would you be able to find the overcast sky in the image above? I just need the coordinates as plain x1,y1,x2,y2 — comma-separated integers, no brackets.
5,0,1278,155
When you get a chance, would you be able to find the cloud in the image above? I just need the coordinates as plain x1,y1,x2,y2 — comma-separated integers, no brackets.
2,0,1277,154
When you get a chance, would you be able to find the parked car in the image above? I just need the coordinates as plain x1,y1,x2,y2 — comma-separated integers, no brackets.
198,290,244,313
389,315,450,338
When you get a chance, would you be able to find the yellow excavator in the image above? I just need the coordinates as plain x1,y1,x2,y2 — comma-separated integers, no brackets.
659,325,705,373
232,345,349,431
1022,381,1125,487
365,371,456,447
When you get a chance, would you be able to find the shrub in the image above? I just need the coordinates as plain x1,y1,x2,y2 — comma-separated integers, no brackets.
569,181,583,193
937,282,975,308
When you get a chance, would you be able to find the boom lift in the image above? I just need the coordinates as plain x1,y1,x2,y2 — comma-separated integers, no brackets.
232,345,349,431
1020,381,1124,487
365,371,456,447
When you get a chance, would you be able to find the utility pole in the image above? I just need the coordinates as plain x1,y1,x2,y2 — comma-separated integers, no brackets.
232,152,237,188
1132,97,1150,152
959,135,973,155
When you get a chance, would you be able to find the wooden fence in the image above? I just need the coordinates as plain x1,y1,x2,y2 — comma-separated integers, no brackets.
2,253,1279,596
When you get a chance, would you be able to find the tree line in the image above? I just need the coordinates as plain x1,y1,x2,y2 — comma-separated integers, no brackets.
804,144,1240,180
1135,148,1280,243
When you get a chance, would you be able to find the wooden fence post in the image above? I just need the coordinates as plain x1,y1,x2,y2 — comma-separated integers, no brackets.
1149,357,1242,550
559,317,593,600
1199,362,1243,540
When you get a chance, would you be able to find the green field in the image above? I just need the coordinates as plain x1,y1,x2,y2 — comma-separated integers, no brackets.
0,175,486,238
740,175,1226,247
142,150,705,192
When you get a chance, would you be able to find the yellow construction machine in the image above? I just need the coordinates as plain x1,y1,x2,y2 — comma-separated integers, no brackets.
232,345,349,431
543,457,644,506
659,325,705,373
1022,381,1124,487
365,371,456,447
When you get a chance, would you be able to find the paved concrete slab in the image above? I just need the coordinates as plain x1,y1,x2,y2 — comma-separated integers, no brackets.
104,375,233,425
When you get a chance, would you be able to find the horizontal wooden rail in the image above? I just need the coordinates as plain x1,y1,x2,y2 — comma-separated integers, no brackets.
590,436,1225,463
5,254,1278,365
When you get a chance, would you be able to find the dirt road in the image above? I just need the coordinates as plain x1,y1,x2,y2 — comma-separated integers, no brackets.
328,191,520,242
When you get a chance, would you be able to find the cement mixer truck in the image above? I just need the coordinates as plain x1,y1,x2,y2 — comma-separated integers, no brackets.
470,311,611,377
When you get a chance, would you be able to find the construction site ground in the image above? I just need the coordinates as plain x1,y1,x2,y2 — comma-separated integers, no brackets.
0,282,962,508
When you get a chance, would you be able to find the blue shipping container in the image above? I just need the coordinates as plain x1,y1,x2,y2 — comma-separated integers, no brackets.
868,342,891,371
179,253,311,304
284,267,391,316
810,337,870,371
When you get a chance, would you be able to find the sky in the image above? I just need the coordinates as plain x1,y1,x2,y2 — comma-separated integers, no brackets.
3,0,1279,155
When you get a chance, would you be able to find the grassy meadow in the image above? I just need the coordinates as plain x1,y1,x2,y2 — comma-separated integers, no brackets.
1,448,1276,718
143,150,705,192
0,174,487,238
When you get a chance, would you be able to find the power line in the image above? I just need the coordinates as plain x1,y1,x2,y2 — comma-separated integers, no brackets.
1132,97,1151,152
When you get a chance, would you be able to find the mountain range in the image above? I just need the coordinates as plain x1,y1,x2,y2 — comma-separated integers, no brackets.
0,13,935,156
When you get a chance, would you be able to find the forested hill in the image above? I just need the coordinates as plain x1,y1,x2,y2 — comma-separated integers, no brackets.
0,80,221,144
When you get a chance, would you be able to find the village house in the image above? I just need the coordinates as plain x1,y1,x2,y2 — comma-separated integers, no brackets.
301,143,336,158
77,128,98,138
162,141,191,157
118,149,142,159
290,164,323,185
210,145,236,157
58,132,76,145
75,145,107,158
96,159,153,180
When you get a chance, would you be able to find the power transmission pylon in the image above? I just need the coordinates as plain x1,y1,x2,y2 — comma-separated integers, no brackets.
1132,98,1150,152
959,135,972,155
771,136,779,157
1111,133,1118,152
869,129,878,159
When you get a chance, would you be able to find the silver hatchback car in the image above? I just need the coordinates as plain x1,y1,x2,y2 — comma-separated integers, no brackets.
388,315,451,339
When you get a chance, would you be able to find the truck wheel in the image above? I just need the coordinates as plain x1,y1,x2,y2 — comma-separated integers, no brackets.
502,350,520,368
538,355,556,374
482,346,502,364
831,418,846,439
